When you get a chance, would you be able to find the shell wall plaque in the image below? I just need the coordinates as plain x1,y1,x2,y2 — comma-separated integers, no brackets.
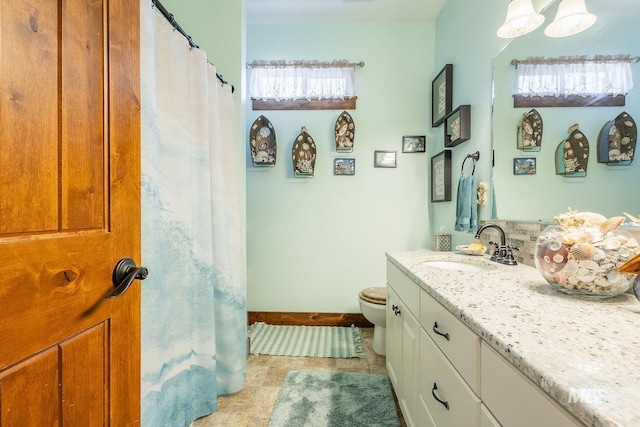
249,115,276,166
597,111,636,165
517,109,543,152
555,124,589,177
292,126,316,177
335,111,355,152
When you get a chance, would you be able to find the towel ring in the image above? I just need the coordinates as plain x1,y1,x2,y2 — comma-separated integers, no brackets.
461,151,480,175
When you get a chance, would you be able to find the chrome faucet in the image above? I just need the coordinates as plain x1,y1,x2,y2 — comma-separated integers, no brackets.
474,223,518,265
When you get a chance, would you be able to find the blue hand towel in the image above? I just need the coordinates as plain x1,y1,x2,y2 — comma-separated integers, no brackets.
455,174,478,233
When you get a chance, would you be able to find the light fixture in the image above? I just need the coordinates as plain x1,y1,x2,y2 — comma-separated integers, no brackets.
544,0,597,38
497,0,545,39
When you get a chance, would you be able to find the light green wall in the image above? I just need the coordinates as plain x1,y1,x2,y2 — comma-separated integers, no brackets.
246,21,435,312
432,0,508,247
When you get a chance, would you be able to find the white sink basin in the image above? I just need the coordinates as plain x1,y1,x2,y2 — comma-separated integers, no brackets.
422,260,496,272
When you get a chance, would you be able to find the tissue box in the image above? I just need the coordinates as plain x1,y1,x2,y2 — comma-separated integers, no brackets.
432,234,452,251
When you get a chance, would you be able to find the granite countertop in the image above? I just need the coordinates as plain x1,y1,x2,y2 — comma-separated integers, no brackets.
386,250,640,427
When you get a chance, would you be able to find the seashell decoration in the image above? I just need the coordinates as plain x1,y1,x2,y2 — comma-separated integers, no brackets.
555,124,589,177
517,109,543,151
597,111,636,165
292,126,317,178
599,216,626,234
335,111,355,152
534,209,640,297
249,115,277,167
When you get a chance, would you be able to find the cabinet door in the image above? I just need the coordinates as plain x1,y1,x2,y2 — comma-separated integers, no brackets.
481,404,502,427
400,306,420,427
386,285,402,391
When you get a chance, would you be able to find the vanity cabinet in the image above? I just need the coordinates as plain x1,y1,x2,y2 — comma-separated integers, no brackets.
386,261,420,427
386,259,585,427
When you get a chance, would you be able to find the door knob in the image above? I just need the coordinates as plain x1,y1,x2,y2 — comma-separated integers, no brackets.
106,257,148,299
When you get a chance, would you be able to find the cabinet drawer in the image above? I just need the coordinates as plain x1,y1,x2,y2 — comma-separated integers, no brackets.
387,260,420,316
420,289,480,393
419,328,480,427
481,342,584,427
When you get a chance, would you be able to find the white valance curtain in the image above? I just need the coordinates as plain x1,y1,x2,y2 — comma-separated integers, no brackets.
514,55,635,97
248,60,358,101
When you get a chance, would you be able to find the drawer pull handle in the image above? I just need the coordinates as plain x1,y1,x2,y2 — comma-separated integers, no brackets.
392,304,401,316
432,383,449,410
433,322,450,341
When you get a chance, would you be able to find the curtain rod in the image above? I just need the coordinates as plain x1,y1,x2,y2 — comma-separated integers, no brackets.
151,0,234,93
246,60,365,69
511,55,640,66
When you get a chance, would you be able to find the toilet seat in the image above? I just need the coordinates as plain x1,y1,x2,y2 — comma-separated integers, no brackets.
359,287,387,305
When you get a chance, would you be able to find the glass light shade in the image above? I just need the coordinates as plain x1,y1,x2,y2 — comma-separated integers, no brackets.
497,0,545,39
544,0,597,37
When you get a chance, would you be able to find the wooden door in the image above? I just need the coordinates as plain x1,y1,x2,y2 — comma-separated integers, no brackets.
0,0,141,425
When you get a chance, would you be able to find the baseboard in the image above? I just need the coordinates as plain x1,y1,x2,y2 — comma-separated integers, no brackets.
248,311,373,328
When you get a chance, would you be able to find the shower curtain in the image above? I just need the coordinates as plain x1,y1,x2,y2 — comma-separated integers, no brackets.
139,2,246,426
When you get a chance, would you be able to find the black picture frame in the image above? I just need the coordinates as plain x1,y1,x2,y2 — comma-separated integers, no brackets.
445,105,471,147
334,158,356,175
431,150,452,202
374,150,397,168
402,135,426,153
432,64,453,127
513,157,537,175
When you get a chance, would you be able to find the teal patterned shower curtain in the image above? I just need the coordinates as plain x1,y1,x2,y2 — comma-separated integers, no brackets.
139,3,246,426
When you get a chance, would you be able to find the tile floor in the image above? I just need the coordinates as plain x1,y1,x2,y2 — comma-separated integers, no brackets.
192,327,406,427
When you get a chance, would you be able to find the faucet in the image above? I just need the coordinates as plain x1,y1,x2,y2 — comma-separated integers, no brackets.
474,224,518,265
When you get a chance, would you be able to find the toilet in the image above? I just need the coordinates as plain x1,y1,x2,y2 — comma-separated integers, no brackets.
358,287,387,355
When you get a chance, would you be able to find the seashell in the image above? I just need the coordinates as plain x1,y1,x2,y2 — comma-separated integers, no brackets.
619,253,640,274
621,137,631,145
602,238,621,250
606,270,621,283
599,216,626,234
574,212,606,227
570,243,599,260
633,275,640,302
562,229,594,245
564,260,579,273
625,238,639,249
618,248,631,259
536,240,569,273
577,259,599,270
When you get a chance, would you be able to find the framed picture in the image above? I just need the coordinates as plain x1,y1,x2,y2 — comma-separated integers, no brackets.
402,135,426,153
374,150,397,168
334,158,355,175
431,150,452,202
513,157,537,175
445,105,471,147
431,64,453,127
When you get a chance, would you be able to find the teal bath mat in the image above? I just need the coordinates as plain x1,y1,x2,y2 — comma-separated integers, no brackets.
269,370,401,427
247,322,364,358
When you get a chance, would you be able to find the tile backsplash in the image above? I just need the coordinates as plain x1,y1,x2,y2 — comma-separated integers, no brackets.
476,219,552,268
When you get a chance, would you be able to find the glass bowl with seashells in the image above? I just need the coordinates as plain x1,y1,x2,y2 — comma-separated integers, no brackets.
534,209,640,298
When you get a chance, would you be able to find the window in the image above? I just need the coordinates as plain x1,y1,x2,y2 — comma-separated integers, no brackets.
248,60,361,110
512,55,635,107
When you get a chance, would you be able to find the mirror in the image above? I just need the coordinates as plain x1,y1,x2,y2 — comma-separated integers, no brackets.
491,0,640,221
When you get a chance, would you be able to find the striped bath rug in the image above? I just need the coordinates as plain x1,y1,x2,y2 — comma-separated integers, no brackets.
247,322,365,358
